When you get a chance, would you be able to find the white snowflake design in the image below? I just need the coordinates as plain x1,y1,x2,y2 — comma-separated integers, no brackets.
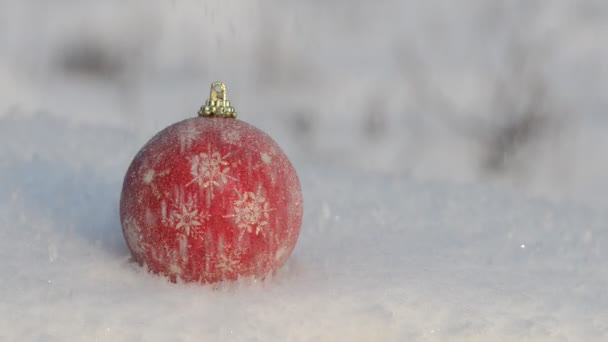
173,203,206,237
213,245,246,276
151,245,184,276
163,192,209,237
221,129,241,145
216,253,239,273
123,216,145,255
228,187,273,236
188,146,233,198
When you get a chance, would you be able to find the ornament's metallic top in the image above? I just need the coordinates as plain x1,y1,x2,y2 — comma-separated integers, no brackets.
198,82,237,118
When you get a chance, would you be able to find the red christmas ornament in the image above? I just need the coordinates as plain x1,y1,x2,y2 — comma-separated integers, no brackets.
120,82,303,284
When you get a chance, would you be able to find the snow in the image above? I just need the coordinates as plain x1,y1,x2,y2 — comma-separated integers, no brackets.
1,0,608,341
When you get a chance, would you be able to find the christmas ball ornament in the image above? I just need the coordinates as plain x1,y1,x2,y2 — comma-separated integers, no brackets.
120,82,303,284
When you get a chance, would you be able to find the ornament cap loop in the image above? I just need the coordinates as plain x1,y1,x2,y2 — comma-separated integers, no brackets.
198,82,238,118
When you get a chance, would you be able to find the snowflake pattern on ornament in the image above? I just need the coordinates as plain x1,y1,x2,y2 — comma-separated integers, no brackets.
163,193,209,237
228,187,273,236
213,244,247,278
151,245,184,276
221,129,241,145
216,252,240,273
173,203,208,237
188,147,233,197
123,216,145,255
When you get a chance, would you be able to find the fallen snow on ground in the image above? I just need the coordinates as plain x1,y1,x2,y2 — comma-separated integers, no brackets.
1,115,607,341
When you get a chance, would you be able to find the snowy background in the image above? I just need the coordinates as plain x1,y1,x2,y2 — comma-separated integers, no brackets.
1,0,607,340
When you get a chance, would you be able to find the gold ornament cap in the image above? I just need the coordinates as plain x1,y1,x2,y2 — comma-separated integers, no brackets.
198,82,237,118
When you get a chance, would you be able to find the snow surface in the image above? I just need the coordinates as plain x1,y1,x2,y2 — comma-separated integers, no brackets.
1,0,608,341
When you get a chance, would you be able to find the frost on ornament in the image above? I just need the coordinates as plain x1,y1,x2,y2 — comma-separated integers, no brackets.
123,216,145,256
119,82,303,285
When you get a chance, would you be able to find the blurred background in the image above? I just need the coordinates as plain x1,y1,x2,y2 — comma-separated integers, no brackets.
1,0,607,204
